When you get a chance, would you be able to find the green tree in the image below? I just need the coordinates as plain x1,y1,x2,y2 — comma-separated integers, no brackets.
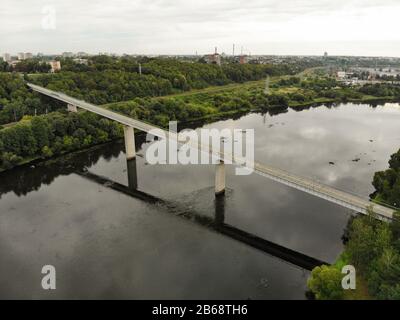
307,265,344,300
31,117,50,149
41,145,53,157
346,212,391,273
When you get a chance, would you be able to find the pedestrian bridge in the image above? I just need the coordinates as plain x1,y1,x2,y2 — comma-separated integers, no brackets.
27,83,395,221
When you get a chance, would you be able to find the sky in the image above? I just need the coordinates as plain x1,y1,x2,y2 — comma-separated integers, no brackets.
1,0,400,57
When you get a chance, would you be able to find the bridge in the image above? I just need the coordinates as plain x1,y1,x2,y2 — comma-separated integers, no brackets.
27,82,395,221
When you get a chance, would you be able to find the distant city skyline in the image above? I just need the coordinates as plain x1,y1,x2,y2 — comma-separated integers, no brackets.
3,48,400,59
1,0,400,57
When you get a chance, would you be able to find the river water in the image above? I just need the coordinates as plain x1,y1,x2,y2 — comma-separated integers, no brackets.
0,102,399,299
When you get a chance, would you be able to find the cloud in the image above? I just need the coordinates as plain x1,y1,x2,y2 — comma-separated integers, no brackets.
1,0,400,56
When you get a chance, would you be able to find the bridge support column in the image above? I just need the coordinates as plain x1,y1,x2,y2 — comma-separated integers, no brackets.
67,104,78,113
124,126,136,160
215,160,225,196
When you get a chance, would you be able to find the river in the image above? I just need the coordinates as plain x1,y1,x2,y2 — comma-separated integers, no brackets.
0,102,399,299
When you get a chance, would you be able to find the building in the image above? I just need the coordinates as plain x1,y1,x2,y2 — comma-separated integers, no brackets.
239,55,248,64
62,52,74,58
336,71,355,81
16,52,33,60
77,52,89,57
2,53,11,62
48,60,61,73
204,47,221,66
73,58,88,65
9,60,21,68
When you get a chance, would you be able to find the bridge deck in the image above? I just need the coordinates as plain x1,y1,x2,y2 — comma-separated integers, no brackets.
27,83,395,221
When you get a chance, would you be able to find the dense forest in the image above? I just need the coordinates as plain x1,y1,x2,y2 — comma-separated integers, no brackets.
104,76,400,128
0,73,63,125
105,85,294,127
0,59,51,73
28,57,304,104
0,111,122,170
2,56,400,128
0,56,315,125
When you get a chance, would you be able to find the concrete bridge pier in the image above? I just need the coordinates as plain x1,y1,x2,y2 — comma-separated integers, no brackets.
215,160,226,196
67,104,78,113
124,126,136,160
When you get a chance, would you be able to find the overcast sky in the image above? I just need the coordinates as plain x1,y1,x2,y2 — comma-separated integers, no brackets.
1,0,400,56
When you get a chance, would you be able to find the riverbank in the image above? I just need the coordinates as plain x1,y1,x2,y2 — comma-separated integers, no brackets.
315,252,372,300
0,138,123,174
289,95,398,109
2,70,400,174
1,95,399,174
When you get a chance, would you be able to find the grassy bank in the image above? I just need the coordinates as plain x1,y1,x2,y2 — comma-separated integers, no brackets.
334,253,372,300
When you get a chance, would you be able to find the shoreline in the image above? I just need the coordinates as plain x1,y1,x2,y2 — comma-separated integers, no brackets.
1,97,399,174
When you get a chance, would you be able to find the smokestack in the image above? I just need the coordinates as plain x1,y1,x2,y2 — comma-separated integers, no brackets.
233,44,235,56
215,47,217,54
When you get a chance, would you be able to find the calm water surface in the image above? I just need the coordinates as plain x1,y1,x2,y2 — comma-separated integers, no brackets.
1,102,399,299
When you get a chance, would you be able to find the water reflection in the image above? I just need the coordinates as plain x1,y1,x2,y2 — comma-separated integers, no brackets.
0,142,122,199
79,168,327,270
214,195,225,226
126,158,138,191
